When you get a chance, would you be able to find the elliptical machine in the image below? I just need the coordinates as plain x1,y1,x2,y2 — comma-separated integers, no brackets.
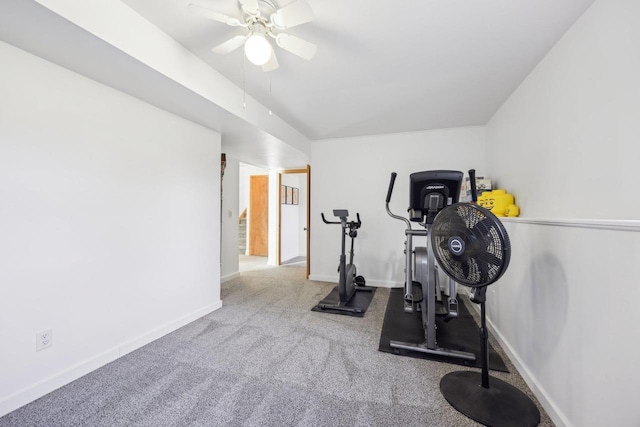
385,171,475,361
314,210,374,314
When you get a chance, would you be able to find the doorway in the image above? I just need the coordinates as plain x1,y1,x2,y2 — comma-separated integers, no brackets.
278,166,311,278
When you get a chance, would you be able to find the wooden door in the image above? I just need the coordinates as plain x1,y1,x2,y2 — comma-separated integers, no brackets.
249,175,269,256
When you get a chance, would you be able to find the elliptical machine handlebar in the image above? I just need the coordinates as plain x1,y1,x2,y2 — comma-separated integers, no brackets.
385,172,411,229
386,172,397,203
468,169,478,202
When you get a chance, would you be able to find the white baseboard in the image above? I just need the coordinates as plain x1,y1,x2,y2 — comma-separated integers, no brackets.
0,301,223,417
465,298,569,427
221,272,241,283
0,348,119,418
119,301,222,356
308,275,401,288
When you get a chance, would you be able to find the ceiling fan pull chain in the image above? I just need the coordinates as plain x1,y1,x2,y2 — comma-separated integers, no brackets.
268,75,273,116
242,53,247,109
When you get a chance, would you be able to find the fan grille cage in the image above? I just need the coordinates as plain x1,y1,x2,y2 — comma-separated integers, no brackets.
431,203,510,288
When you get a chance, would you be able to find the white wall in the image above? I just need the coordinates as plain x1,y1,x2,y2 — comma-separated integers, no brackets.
486,0,640,220
239,165,249,215
0,42,222,416
310,127,486,286
221,156,239,281
485,1,640,425
489,220,639,427
267,169,278,265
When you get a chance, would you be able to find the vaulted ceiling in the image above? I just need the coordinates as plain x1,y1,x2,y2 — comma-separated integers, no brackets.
1,0,595,168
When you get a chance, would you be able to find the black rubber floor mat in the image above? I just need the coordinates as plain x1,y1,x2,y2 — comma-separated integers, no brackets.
379,288,509,372
311,286,377,317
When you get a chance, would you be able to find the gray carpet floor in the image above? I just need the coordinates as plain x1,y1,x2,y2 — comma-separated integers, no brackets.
0,262,554,426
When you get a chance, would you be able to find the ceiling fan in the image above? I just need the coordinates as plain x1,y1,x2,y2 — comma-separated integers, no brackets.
188,0,317,72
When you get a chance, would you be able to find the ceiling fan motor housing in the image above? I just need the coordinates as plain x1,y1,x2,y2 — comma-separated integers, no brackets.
249,21,269,35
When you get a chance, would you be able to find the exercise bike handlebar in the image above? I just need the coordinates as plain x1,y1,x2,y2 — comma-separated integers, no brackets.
385,172,411,229
321,212,363,227
321,213,340,225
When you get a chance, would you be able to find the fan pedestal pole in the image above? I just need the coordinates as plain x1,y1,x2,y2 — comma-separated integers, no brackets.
440,295,540,427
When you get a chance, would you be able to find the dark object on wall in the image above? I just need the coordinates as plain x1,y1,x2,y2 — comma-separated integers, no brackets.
220,153,226,261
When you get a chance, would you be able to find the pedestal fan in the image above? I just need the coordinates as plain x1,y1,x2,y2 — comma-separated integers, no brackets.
430,170,540,427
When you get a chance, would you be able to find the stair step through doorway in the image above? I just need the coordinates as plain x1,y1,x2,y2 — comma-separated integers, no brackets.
238,217,247,255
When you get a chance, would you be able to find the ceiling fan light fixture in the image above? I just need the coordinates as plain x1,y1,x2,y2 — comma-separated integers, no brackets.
190,0,316,72
244,33,272,65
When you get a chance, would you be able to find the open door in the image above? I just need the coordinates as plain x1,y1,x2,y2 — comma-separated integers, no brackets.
249,174,269,256
278,165,311,278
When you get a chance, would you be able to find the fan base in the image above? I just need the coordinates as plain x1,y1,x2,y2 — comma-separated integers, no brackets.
440,371,540,427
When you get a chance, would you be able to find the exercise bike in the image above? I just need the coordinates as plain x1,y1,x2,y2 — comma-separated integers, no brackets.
385,171,475,361
314,210,374,314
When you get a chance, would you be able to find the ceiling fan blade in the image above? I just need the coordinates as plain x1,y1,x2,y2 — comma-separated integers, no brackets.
239,0,259,16
188,3,242,26
271,0,314,29
276,33,317,60
262,47,279,72
211,35,247,54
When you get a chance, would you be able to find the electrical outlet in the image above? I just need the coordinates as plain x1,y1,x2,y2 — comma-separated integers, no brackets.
36,329,53,351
